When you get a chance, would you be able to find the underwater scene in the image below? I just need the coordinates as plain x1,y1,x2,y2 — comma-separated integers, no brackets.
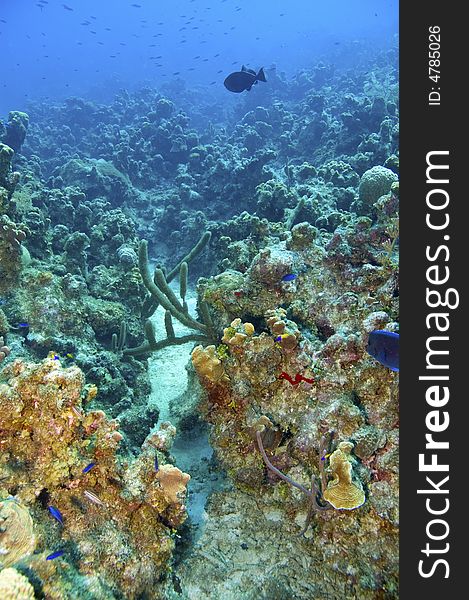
0,1,399,598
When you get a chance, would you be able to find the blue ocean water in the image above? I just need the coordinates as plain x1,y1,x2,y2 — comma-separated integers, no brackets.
0,0,397,112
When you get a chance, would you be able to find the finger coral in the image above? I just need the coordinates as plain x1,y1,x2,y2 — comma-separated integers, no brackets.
0,357,189,598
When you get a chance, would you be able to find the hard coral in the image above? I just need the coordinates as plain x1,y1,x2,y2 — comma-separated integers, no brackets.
0,337,10,363
0,499,36,568
0,143,14,188
0,567,35,600
155,464,190,505
192,344,228,384
323,441,366,510
356,166,398,215
0,216,28,294
0,357,189,598
3,112,29,153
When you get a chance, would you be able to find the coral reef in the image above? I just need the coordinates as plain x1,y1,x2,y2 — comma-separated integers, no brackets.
191,268,398,594
0,357,189,598
0,42,398,599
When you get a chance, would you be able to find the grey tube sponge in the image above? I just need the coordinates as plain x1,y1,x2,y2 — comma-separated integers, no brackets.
141,231,211,319
123,236,215,357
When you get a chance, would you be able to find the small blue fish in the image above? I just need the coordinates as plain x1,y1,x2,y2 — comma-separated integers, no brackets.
46,550,64,560
48,506,64,525
281,274,297,282
53,355,60,360
18,322,29,328
275,336,282,342
154,456,159,472
82,462,95,474
366,330,399,372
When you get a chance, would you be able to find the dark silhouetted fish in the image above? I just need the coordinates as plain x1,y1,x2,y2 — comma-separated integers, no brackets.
366,330,399,372
224,66,266,93
62,4,73,10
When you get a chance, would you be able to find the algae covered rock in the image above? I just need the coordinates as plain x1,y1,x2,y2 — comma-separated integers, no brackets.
3,112,29,153
0,143,14,187
58,158,133,205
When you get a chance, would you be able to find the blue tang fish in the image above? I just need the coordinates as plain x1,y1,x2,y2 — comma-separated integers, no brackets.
366,330,399,372
281,274,297,282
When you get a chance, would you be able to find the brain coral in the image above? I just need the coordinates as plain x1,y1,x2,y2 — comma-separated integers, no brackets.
358,165,398,208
